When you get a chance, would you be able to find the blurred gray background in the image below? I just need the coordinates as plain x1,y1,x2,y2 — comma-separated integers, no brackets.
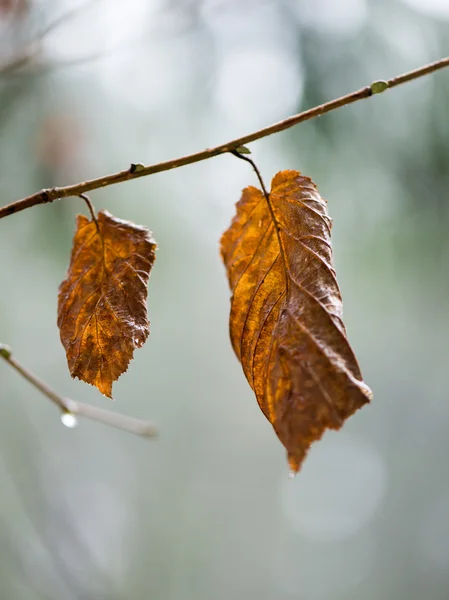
1,0,449,598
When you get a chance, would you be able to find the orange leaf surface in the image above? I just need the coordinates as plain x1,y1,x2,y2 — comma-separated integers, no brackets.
57,210,157,398
220,170,372,472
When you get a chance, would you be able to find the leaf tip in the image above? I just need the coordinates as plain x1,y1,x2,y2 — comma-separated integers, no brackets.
287,453,302,475
100,385,114,400
359,380,374,402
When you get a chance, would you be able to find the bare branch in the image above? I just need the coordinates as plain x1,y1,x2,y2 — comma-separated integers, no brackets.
0,55,448,220
0,0,99,76
0,344,158,437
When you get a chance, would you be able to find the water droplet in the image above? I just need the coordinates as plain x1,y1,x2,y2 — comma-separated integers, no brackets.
288,470,296,480
61,412,77,428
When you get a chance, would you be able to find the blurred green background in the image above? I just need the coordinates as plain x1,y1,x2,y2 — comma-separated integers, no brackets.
1,0,449,598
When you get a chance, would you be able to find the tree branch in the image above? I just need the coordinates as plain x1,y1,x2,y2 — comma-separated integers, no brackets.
1,55,448,220
0,0,99,76
0,344,158,437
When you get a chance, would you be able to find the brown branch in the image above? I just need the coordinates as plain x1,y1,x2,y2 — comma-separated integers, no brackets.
1,55,449,220
0,344,158,437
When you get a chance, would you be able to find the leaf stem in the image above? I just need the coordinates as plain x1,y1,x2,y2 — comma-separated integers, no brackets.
1,56,449,220
231,150,269,199
78,193,99,230
231,152,290,295
0,344,158,437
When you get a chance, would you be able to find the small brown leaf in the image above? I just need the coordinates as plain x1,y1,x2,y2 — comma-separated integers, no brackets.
221,170,372,472
58,210,156,398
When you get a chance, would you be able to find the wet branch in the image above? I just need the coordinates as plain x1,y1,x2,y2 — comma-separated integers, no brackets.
0,55,448,220
0,344,158,437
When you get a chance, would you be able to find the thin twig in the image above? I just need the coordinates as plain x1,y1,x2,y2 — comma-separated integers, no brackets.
0,56,448,220
0,48,110,77
0,0,99,76
0,344,158,437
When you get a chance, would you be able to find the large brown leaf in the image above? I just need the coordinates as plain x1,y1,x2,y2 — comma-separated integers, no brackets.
58,210,157,398
220,170,372,472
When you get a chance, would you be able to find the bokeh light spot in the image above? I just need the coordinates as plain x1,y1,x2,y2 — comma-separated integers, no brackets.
281,433,387,541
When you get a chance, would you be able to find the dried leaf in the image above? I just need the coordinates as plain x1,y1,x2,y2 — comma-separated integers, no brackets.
221,170,372,472
58,210,156,398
